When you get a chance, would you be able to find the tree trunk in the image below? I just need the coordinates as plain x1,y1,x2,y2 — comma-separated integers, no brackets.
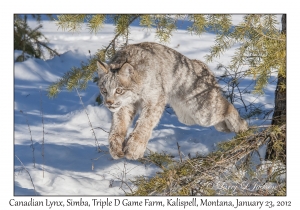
265,14,286,162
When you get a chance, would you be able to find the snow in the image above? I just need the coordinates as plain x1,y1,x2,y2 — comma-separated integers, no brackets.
14,18,278,195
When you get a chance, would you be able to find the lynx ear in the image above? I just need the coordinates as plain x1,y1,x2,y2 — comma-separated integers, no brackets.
118,63,134,78
97,60,110,74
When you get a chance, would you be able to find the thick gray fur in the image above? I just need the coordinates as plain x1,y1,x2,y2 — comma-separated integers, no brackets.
97,42,248,160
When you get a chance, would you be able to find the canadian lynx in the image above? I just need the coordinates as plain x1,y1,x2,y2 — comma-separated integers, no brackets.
97,42,248,160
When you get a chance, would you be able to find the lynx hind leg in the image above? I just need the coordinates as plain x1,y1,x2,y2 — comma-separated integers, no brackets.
170,102,196,125
177,112,196,125
214,121,231,133
224,104,248,133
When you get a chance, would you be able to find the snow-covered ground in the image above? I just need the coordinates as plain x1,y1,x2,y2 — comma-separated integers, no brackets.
14,18,278,195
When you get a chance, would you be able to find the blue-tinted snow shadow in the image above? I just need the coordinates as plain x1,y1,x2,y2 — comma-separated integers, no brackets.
14,87,99,126
14,92,76,125
14,50,99,117
14,182,40,196
14,125,192,176
14,143,116,173
14,142,153,195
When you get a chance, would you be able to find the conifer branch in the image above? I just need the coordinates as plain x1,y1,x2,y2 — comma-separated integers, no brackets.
14,15,59,60
36,41,60,57
131,125,286,195
56,15,87,32
188,14,206,35
251,26,285,42
87,14,106,33
104,15,140,53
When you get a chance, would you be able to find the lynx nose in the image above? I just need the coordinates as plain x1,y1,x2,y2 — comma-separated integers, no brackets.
106,100,114,106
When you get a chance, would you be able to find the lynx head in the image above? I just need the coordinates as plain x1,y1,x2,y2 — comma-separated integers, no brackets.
96,60,139,112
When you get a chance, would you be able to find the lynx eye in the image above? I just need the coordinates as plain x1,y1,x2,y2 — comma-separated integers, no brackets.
101,88,107,95
115,88,123,94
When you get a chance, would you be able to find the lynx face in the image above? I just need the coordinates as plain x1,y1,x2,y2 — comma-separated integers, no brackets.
98,75,135,112
97,61,138,113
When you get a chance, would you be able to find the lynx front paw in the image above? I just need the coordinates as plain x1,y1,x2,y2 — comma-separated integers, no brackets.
123,134,147,160
109,135,125,159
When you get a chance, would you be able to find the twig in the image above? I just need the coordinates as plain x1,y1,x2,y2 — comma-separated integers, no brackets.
20,110,35,168
251,22,285,42
91,153,109,170
107,171,134,194
177,142,183,163
75,88,101,152
36,41,60,57
235,81,248,112
165,109,172,115
88,50,92,59
15,155,37,195
164,106,173,115
109,179,114,188
104,15,140,54
93,127,109,133
120,161,127,189
21,16,27,61
40,87,45,178
125,26,129,46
